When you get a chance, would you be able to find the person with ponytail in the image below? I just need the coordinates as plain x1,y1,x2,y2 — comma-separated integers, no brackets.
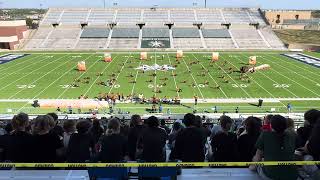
250,115,298,180
96,118,128,162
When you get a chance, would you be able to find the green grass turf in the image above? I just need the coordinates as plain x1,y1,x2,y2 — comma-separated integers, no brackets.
0,51,319,114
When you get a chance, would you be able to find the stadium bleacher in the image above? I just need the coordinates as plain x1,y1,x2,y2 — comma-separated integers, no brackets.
24,8,286,50
80,28,110,38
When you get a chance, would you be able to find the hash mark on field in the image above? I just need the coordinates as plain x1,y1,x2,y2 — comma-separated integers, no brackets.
83,54,119,96
192,54,228,98
8,56,75,99
167,53,180,98
56,55,102,99
182,56,205,100
261,54,320,97
154,51,157,95
0,55,68,91
108,53,131,94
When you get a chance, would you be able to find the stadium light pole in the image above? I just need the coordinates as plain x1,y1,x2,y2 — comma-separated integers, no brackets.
204,0,207,8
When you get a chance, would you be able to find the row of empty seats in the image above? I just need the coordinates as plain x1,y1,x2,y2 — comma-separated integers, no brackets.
41,8,266,26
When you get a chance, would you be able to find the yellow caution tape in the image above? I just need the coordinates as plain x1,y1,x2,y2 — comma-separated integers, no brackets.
0,161,319,168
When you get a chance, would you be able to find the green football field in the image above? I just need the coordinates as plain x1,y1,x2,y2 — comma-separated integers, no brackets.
0,51,320,114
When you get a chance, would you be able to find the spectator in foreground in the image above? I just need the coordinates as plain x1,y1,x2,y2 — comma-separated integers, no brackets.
47,113,64,137
170,113,205,162
250,115,298,180
127,114,145,160
297,109,320,147
137,116,167,162
237,116,261,162
168,122,182,150
210,115,238,162
32,115,63,162
96,118,128,162
90,119,104,145
302,115,320,178
62,120,76,149
262,114,273,132
160,119,170,135
67,120,95,162
0,113,33,162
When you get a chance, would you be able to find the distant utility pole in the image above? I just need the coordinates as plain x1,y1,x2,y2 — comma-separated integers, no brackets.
103,0,106,8
204,0,207,8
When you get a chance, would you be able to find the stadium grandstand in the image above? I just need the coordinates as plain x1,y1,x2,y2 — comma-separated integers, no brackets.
22,7,286,50
1,0,320,179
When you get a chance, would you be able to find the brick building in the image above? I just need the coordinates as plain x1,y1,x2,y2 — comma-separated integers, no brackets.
0,20,28,50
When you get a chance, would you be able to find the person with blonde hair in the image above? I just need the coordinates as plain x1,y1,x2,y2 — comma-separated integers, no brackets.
96,118,128,162
31,115,63,162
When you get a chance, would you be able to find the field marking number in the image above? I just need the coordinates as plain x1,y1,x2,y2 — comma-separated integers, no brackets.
232,84,248,88
17,85,36,89
273,84,291,88
59,85,77,89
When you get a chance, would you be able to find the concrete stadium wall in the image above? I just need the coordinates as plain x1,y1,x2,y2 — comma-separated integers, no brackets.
264,10,312,26
288,43,320,51
0,20,28,50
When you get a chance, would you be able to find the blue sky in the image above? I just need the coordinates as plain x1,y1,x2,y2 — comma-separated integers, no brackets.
1,0,319,9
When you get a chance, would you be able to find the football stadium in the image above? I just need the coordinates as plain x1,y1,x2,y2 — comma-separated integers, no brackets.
0,0,319,179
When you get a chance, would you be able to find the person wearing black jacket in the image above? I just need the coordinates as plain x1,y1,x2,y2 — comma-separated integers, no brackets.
211,115,238,162
137,116,167,162
97,118,128,162
0,113,33,162
67,120,95,162
170,113,205,162
127,115,145,160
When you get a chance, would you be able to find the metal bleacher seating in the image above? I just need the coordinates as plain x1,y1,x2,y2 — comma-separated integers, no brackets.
230,28,269,49
87,9,114,25
24,7,285,50
142,28,170,38
108,28,140,49
201,29,235,49
172,28,203,48
196,9,224,24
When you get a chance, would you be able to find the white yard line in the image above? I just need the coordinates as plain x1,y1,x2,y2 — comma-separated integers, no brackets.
8,56,75,99
56,55,102,99
259,54,320,97
275,54,320,79
83,54,119,96
0,55,49,81
108,53,131,94
0,55,68,91
130,61,142,96
191,54,228,98
230,53,287,107
154,51,157,95
181,55,205,100
16,55,95,112
0,54,44,72
266,54,320,84
167,53,180,98
217,55,252,98
236,53,299,98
